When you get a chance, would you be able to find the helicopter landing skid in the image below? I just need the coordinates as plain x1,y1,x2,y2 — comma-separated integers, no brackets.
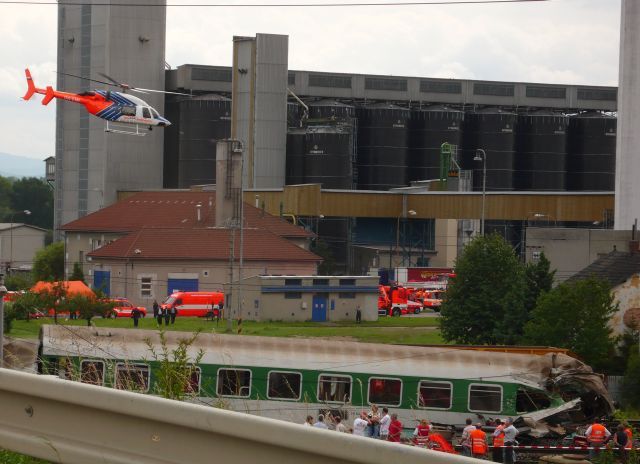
104,121,147,136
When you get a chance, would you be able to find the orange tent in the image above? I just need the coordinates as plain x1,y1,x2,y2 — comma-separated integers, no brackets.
31,280,95,297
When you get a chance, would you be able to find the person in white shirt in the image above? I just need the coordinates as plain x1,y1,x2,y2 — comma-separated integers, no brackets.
313,414,329,429
302,415,313,426
335,416,348,433
461,418,476,457
353,411,369,437
379,407,391,440
503,418,519,464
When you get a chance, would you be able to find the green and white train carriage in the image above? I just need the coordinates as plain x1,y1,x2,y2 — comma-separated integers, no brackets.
38,325,612,430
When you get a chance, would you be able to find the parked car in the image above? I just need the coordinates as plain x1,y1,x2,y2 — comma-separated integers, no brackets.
107,298,147,318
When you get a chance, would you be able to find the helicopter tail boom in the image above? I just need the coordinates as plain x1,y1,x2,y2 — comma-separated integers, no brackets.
42,86,55,105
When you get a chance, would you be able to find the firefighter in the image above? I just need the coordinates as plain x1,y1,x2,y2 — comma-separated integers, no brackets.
492,419,505,463
623,422,633,450
585,418,611,460
470,423,488,459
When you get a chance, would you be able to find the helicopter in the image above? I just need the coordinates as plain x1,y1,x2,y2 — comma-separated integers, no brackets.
23,68,187,136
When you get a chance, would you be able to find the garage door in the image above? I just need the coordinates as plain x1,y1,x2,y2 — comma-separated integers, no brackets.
167,278,199,295
93,270,111,296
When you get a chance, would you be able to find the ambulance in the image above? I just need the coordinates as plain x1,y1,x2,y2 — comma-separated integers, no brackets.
161,291,225,318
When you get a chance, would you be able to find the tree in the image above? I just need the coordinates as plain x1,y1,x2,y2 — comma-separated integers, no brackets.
8,177,53,230
65,293,111,327
32,241,64,282
70,262,85,283
4,273,34,291
621,350,640,410
524,253,555,312
440,234,527,345
522,278,617,371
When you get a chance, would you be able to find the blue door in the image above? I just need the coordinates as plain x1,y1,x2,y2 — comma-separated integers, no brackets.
312,295,327,322
93,270,111,296
167,278,199,295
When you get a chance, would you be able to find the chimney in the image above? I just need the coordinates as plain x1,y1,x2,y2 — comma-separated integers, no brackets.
215,140,244,228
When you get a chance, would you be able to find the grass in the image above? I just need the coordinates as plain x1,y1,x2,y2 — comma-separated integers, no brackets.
0,450,50,464
9,314,442,345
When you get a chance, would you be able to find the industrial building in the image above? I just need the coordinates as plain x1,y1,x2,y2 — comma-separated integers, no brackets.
54,0,167,238
52,1,633,278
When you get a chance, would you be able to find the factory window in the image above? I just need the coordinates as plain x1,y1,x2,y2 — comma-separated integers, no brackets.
285,278,302,286
191,67,232,82
368,377,402,406
526,86,566,99
140,276,153,298
318,374,352,403
468,384,502,413
80,360,105,386
339,292,356,299
418,381,452,410
217,368,251,398
268,371,302,400
288,73,296,86
339,279,355,286
420,80,462,94
313,279,329,286
577,88,617,101
365,77,407,92
115,363,150,392
474,83,514,97
308,74,352,89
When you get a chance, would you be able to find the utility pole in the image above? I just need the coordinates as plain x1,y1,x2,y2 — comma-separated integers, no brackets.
0,274,7,368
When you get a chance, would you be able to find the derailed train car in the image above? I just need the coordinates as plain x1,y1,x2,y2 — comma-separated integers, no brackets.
38,325,613,434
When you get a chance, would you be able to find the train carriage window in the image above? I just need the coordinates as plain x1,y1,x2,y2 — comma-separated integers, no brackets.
516,388,551,413
121,106,136,116
142,107,151,119
184,366,201,395
115,363,150,392
468,384,502,413
267,371,302,400
368,377,402,406
418,381,452,409
217,368,251,398
318,375,352,403
81,360,105,386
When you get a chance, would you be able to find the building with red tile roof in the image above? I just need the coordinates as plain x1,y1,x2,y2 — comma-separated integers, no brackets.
61,190,321,307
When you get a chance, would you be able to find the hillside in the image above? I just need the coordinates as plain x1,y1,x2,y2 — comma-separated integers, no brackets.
0,152,45,178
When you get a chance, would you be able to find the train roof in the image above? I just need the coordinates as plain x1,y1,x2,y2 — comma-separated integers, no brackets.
40,325,592,390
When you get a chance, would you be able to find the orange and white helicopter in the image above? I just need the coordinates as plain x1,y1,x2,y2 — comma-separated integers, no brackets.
23,68,187,136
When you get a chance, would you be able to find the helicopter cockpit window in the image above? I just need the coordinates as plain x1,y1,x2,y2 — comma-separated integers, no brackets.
150,108,160,119
121,106,136,116
142,107,151,119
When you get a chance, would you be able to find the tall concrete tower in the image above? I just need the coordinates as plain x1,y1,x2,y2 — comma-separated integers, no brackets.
615,0,640,230
55,0,166,238
231,34,288,189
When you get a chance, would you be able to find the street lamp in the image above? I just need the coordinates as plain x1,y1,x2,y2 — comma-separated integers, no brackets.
394,209,417,267
473,149,487,236
9,209,31,273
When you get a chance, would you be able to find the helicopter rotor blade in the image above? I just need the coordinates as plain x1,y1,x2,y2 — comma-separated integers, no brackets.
130,88,150,95
56,71,116,87
134,87,192,96
98,72,123,86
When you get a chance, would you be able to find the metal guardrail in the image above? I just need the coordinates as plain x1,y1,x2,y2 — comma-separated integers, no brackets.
0,368,485,464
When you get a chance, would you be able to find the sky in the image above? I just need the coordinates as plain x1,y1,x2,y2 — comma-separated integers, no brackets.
0,0,621,161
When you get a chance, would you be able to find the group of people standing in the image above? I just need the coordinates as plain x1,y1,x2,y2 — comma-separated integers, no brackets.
303,406,434,445
461,417,518,463
585,418,634,462
151,300,176,326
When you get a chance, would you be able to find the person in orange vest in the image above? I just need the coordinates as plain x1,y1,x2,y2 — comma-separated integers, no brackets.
585,418,611,460
470,423,488,459
622,422,633,450
492,419,505,463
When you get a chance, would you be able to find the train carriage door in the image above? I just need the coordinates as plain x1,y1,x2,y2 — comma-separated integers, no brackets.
93,270,111,296
312,294,327,322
